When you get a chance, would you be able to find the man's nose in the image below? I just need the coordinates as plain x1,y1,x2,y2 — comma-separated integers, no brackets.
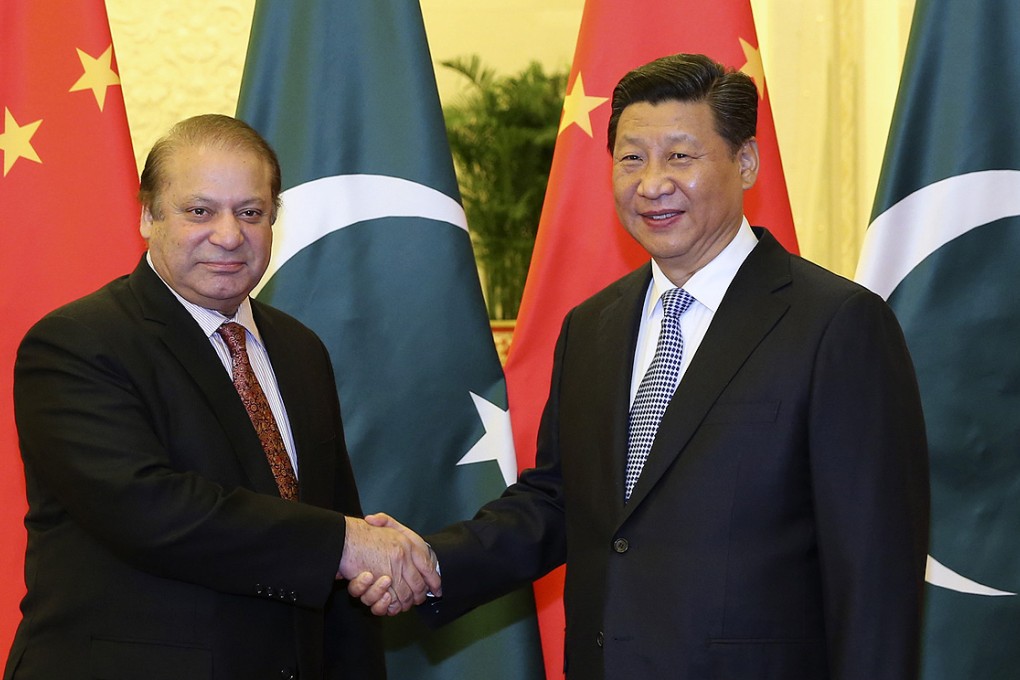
208,214,245,248
637,162,676,199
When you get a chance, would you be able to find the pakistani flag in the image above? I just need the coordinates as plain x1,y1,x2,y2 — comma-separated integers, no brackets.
236,2,544,678
856,1,1020,678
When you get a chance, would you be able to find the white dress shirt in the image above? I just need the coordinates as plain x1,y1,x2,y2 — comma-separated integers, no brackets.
629,219,759,406
146,255,299,476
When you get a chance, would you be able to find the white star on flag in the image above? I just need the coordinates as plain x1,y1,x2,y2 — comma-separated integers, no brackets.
457,392,517,487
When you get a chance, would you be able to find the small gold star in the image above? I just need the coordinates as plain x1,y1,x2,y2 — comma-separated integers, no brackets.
0,108,43,176
69,45,121,111
739,38,766,99
558,72,609,137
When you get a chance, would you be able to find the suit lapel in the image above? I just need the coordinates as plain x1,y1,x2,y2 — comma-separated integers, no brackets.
595,266,652,514
622,230,793,515
128,259,280,496
254,304,334,508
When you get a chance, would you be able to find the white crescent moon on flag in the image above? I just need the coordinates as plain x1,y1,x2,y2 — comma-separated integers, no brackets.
925,556,1015,596
252,173,467,297
250,172,515,482
856,169,1020,596
855,169,1020,299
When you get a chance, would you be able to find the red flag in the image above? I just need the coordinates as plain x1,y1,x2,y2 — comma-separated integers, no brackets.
0,1,143,655
503,1,797,677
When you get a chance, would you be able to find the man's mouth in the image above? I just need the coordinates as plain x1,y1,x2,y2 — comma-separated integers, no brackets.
643,210,683,221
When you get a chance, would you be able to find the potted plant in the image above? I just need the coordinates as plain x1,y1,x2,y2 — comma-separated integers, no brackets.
441,56,568,321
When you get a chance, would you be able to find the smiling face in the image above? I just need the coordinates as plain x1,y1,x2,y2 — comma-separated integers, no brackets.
611,99,759,286
140,143,274,315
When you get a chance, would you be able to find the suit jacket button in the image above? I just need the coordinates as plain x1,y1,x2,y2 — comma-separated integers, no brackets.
279,668,296,679
289,591,299,603
266,586,275,598
613,538,629,553
255,584,265,595
596,631,604,647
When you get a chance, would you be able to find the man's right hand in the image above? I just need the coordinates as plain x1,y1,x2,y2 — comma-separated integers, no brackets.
338,515,440,615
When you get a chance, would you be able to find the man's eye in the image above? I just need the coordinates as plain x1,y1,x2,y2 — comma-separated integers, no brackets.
670,153,689,160
190,207,209,216
239,209,261,219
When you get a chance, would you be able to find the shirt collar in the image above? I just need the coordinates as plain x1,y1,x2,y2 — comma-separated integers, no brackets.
645,217,758,317
145,253,262,344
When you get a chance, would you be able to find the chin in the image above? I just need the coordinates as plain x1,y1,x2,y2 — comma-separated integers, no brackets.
640,235,692,257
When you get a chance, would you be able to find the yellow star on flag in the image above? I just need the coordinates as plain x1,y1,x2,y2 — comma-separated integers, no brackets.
739,38,766,99
69,45,121,111
0,108,43,176
558,72,609,137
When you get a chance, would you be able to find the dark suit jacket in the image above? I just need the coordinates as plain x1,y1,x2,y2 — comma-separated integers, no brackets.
425,229,929,680
4,258,384,680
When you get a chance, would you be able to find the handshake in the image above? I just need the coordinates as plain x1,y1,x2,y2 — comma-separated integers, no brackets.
338,512,441,616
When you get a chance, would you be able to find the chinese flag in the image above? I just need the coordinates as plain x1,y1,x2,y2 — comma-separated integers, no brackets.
0,1,142,655
503,1,797,677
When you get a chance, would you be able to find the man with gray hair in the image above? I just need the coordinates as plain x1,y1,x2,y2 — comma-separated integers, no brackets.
5,114,438,680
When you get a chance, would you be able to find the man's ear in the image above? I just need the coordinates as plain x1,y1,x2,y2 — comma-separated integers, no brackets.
139,205,153,240
738,138,760,190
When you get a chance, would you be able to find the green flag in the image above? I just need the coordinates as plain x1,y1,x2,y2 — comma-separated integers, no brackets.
856,1,1020,678
236,2,544,678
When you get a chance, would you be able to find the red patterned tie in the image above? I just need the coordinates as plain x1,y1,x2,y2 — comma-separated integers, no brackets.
217,322,298,500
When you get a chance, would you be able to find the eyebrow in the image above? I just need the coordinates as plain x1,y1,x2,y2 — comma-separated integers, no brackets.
178,194,268,207
617,131,699,146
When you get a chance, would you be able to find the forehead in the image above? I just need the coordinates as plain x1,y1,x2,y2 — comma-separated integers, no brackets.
164,143,272,189
616,99,720,144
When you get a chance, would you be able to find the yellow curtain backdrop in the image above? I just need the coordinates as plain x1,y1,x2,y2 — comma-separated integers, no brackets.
107,0,916,278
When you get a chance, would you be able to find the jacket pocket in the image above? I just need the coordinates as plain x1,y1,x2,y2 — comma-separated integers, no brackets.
703,400,781,425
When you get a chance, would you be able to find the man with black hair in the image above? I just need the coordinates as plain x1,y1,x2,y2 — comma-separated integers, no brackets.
355,54,928,680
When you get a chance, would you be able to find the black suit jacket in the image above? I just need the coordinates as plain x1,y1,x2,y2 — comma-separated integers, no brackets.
4,258,384,679
426,229,929,680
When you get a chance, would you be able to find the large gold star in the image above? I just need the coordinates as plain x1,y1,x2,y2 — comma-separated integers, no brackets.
0,108,43,176
69,45,121,111
558,72,609,137
739,37,766,99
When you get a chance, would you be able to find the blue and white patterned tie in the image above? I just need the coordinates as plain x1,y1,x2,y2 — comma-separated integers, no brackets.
625,287,695,501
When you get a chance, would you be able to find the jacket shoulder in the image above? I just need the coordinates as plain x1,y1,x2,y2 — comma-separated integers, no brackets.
27,273,135,335
751,228,884,308
570,264,650,318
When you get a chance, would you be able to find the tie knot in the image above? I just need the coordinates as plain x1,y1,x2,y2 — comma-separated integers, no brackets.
217,322,247,355
660,288,694,319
